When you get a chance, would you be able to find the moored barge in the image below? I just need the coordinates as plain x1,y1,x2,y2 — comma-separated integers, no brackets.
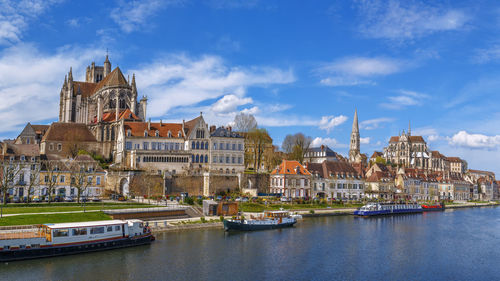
354,203,423,216
0,219,154,262
224,210,297,231
421,202,445,211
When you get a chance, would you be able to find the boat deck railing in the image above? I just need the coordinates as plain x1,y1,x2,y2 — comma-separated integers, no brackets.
0,225,44,240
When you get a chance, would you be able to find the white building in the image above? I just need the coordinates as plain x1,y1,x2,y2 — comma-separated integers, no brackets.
306,161,365,200
209,126,245,174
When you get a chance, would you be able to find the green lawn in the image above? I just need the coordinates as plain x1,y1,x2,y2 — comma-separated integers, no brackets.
240,202,363,212
0,203,157,214
0,212,112,226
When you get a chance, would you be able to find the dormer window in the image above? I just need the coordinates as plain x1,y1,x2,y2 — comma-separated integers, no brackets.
168,131,172,138
155,130,160,137
127,129,132,137
144,130,148,137
178,131,182,137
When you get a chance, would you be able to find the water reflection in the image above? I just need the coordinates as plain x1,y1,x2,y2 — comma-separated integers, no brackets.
2,207,499,281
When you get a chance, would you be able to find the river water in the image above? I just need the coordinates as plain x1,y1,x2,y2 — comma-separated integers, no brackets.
2,207,500,281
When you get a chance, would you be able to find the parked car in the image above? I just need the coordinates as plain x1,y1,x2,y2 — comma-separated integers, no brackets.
280,197,291,202
64,196,74,202
92,197,101,202
32,196,41,203
235,197,242,202
12,196,21,203
241,197,249,202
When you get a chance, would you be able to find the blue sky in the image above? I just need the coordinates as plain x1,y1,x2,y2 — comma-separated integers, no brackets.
1,0,500,174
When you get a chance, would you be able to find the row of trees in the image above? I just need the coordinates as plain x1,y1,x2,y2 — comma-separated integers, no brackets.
0,158,98,205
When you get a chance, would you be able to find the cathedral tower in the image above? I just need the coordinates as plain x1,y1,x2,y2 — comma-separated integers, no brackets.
349,109,361,163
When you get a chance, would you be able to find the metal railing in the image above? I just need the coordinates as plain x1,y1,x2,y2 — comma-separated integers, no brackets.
103,206,188,215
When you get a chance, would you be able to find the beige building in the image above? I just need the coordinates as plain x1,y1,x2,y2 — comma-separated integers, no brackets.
307,161,365,200
270,160,311,198
209,126,245,174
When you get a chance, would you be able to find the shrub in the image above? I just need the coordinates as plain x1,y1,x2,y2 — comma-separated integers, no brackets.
200,217,206,223
220,215,225,222
184,197,194,205
309,210,315,214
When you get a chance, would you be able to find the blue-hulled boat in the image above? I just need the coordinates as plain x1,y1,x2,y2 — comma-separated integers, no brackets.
223,210,298,231
354,203,423,216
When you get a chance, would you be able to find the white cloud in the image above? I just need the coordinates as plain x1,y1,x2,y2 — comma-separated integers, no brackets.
448,131,500,150
360,117,395,130
211,94,253,114
111,0,181,33
0,43,101,133
360,137,370,144
241,106,259,115
318,57,403,87
311,137,347,149
130,54,295,118
0,0,61,45
318,115,348,133
355,0,469,41
380,89,429,109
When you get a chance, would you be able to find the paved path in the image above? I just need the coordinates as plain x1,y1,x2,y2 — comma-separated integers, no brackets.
0,209,101,217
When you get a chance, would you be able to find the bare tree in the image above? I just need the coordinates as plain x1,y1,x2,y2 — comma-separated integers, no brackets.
282,133,312,164
69,160,97,204
234,113,257,133
0,160,24,206
41,160,61,204
246,128,272,172
129,174,164,203
26,162,41,203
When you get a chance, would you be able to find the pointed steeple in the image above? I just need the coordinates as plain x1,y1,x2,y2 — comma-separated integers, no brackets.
349,109,361,163
63,75,67,88
408,120,411,136
104,53,111,77
352,108,359,133
68,67,73,81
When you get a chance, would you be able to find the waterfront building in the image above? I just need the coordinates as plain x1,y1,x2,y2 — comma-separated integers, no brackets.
437,174,471,201
209,126,245,174
40,123,99,158
365,171,396,200
0,142,41,199
304,145,342,164
115,120,190,175
270,160,311,198
395,168,439,201
39,155,106,199
447,157,468,175
306,161,365,200
183,114,211,174
382,125,430,169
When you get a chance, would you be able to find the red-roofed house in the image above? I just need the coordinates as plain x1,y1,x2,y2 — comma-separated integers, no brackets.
270,160,311,198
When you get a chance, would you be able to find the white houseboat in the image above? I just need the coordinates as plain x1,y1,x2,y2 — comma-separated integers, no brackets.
0,219,154,262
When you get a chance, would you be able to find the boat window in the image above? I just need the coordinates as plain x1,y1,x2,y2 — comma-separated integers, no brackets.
107,226,113,232
90,227,105,234
115,225,121,231
31,244,40,248
3,246,9,250
72,228,87,236
53,229,69,237
19,245,26,249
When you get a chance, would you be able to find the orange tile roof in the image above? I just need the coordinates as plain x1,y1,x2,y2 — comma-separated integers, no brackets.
42,123,97,142
101,109,141,122
271,160,311,175
124,122,185,138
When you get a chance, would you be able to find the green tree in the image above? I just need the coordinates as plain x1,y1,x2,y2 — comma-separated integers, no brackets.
247,128,272,172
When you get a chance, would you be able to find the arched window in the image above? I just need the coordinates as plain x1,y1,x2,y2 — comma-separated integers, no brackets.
204,155,208,163
195,155,199,163
226,168,230,174
200,142,204,150
191,155,194,162
196,141,200,149
205,142,209,150
111,128,115,140
192,142,195,149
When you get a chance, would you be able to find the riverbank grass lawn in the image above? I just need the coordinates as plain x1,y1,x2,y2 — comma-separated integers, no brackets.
0,203,157,215
0,212,112,226
240,202,363,212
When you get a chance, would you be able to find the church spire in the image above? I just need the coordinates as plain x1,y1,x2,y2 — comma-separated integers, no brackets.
408,120,411,136
104,52,111,77
352,108,359,133
349,109,361,163
68,67,73,81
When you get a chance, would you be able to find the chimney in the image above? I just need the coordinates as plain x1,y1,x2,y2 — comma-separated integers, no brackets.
148,118,151,130
210,125,216,133
228,126,232,132
160,119,162,127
